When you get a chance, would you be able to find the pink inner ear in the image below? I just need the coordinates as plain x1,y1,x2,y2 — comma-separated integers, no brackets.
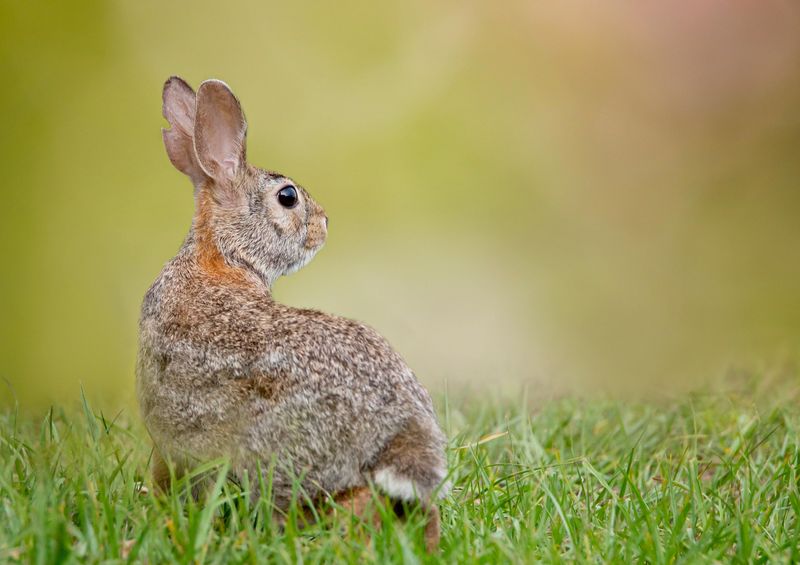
221,157,239,178
200,121,243,179
162,79,207,185
172,98,194,133
195,80,247,181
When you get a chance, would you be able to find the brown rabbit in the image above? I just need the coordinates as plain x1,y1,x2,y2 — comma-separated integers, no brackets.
136,77,448,550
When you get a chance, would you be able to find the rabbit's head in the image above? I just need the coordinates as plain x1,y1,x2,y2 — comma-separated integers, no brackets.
161,76,328,286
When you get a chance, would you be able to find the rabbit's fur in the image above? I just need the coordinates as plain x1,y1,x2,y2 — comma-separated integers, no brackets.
136,77,448,542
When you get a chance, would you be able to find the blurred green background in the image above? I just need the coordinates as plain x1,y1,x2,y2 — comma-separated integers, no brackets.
1,1,799,410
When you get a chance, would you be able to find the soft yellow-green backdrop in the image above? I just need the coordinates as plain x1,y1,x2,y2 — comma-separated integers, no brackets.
1,1,799,410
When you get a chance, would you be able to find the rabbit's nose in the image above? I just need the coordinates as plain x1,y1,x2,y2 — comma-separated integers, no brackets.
324,216,329,229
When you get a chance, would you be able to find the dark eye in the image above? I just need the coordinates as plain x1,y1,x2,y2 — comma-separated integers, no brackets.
277,185,298,208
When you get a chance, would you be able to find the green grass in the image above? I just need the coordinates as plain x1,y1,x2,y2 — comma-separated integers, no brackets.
1,380,800,563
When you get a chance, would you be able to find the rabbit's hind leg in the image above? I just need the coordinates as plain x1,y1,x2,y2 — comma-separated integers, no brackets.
331,486,382,546
333,486,439,552
150,449,198,497
151,449,172,494
421,503,440,553
369,418,448,552
334,486,380,526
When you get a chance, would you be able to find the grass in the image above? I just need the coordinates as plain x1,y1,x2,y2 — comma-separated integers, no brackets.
1,379,800,563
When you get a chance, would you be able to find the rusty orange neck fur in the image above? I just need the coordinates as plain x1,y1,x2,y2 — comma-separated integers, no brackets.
193,187,257,288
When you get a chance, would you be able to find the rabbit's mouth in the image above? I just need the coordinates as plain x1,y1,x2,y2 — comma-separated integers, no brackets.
303,217,328,251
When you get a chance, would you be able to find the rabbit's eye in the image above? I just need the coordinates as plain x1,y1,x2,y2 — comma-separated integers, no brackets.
277,185,298,208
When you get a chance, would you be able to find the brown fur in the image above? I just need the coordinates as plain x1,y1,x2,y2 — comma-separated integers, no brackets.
333,488,440,551
194,188,253,287
335,487,380,525
137,77,449,551
423,505,441,553
151,450,171,494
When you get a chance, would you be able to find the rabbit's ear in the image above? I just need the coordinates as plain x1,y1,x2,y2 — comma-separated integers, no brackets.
194,80,247,184
162,76,207,186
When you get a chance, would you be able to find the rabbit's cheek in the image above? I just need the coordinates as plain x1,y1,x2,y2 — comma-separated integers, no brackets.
270,212,299,237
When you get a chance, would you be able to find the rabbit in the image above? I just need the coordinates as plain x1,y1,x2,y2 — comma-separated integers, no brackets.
136,76,449,550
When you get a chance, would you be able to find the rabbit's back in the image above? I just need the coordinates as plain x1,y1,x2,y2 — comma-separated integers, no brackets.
137,244,442,503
